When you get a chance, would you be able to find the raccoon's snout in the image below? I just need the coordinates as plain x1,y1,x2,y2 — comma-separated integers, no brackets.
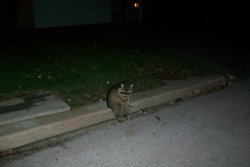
119,92,129,101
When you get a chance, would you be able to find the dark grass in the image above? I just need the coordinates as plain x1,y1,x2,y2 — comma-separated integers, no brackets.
0,33,213,107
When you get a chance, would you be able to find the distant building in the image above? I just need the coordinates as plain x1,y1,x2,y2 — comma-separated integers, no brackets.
1,0,144,28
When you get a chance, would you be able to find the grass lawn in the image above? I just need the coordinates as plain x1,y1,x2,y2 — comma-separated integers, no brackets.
0,33,212,107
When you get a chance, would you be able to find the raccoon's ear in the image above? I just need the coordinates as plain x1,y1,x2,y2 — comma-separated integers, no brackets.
130,84,133,88
120,83,124,88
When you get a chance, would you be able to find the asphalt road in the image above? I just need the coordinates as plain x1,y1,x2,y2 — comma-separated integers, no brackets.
1,79,250,167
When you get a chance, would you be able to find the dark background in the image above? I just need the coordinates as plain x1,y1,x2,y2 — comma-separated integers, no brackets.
0,0,249,56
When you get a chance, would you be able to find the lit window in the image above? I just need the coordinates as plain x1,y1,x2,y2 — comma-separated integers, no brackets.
133,2,139,8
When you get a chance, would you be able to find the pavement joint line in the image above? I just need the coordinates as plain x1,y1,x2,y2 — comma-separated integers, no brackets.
0,75,228,153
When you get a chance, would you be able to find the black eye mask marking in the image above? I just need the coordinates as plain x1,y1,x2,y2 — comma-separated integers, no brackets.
120,91,131,95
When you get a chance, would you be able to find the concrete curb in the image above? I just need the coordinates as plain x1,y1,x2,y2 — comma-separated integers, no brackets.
0,75,227,153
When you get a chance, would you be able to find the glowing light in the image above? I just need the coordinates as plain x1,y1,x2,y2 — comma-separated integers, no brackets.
133,2,139,8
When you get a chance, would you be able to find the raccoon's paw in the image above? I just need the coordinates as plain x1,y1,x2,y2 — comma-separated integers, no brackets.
127,103,133,108
117,116,127,122
126,115,133,121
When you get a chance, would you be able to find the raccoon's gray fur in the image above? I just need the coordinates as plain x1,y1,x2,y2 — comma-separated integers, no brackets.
107,81,133,122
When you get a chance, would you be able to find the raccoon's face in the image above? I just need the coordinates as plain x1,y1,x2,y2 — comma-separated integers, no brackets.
117,82,133,101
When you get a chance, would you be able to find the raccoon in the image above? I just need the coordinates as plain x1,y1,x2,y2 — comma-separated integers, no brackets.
107,81,133,122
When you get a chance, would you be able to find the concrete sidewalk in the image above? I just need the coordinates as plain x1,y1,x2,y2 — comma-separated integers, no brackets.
0,93,70,126
0,75,228,153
